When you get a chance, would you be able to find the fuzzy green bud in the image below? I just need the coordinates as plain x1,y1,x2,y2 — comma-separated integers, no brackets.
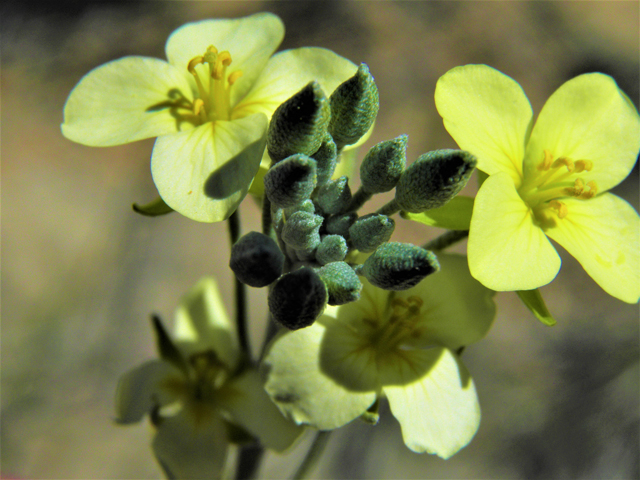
229,232,284,287
269,267,328,330
328,63,379,150
264,154,317,209
325,212,357,237
267,81,331,163
317,262,362,305
356,242,439,290
311,134,338,187
284,199,315,217
281,211,324,251
316,176,352,215
349,214,395,253
395,149,477,213
360,135,407,193
316,234,348,265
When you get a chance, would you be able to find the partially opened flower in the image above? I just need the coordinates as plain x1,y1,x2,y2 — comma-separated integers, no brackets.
62,13,360,222
435,65,640,303
116,277,302,479
264,254,495,458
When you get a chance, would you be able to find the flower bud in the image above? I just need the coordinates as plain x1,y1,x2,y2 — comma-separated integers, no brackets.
395,149,477,212
264,154,317,209
316,176,352,215
356,242,439,290
328,63,379,150
267,81,331,163
281,211,323,251
325,212,357,237
349,214,395,253
311,134,338,187
229,231,284,287
284,199,315,217
360,135,407,193
269,267,328,330
317,262,362,305
316,234,348,265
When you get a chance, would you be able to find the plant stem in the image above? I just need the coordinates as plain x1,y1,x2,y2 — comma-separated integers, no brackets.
375,199,400,217
293,431,332,480
346,186,372,212
228,209,250,358
235,443,264,480
423,229,469,251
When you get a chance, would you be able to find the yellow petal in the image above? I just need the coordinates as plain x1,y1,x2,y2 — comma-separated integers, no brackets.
397,253,496,350
401,195,474,230
234,47,357,120
62,57,194,146
165,13,285,105
468,172,561,290
524,73,640,192
173,277,240,370
152,409,229,480
217,369,303,452
151,113,268,223
263,321,377,430
435,65,532,186
545,194,640,303
382,348,480,459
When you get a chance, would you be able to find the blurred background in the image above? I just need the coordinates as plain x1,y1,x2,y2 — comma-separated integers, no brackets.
2,1,639,478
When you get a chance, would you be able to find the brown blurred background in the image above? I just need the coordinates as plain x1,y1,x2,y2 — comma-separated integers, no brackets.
2,1,639,479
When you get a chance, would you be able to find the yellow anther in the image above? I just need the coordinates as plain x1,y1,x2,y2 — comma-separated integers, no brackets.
192,98,205,115
549,200,568,219
187,56,205,75
538,149,554,171
212,51,232,79
228,70,243,85
206,45,218,55
574,160,593,173
551,156,574,172
579,181,598,199
565,178,584,197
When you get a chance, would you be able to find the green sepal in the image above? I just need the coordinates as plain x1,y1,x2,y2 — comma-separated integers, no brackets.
151,315,189,375
132,197,174,216
516,289,556,326
401,196,474,230
360,397,380,425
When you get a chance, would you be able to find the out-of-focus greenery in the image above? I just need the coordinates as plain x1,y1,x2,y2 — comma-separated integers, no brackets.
2,1,638,478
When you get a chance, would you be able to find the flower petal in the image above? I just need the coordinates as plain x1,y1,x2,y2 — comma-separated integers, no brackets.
401,195,474,230
435,64,532,186
263,321,377,430
234,47,357,120
545,193,640,303
468,172,561,290
383,348,480,459
165,13,284,105
173,277,239,370
152,410,229,480
396,253,496,350
151,113,268,223
62,57,194,146
217,369,303,452
524,73,640,192
114,360,180,424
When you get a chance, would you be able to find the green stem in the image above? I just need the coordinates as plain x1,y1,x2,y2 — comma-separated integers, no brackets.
262,196,273,238
228,209,250,358
375,199,400,217
346,186,372,212
423,229,469,251
293,431,332,480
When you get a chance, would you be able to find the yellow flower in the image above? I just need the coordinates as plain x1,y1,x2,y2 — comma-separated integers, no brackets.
115,277,301,479
435,65,640,303
264,254,496,458
62,13,359,222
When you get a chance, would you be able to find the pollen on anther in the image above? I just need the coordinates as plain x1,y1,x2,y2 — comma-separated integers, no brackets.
566,178,584,197
228,70,243,85
187,56,205,75
552,157,574,172
213,51,232,79
574,160,593,173
579,181,598,199
549,200,568,219
538,150,554,171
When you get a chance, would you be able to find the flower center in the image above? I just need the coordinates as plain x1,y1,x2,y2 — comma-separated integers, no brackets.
367,295,425,353
186,45,243,123
518,149,598,223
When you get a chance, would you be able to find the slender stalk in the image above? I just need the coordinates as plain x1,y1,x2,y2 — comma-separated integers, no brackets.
423,229,469,251
346,186,372,212
293,431,332,480
375,199,400,217
235,443,264,480
228,209,250,358
262,196,273,238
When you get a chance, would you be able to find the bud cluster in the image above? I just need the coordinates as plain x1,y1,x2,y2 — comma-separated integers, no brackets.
229,64,477,330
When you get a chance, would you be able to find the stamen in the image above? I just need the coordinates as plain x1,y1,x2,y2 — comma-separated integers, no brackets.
579,181,598,199
228,70,243,85
213,51,232,79
549,200,568,219
551,157,574,172
574,160,593,173
565,178,584,197
187,56,205,75
538,150,554,171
